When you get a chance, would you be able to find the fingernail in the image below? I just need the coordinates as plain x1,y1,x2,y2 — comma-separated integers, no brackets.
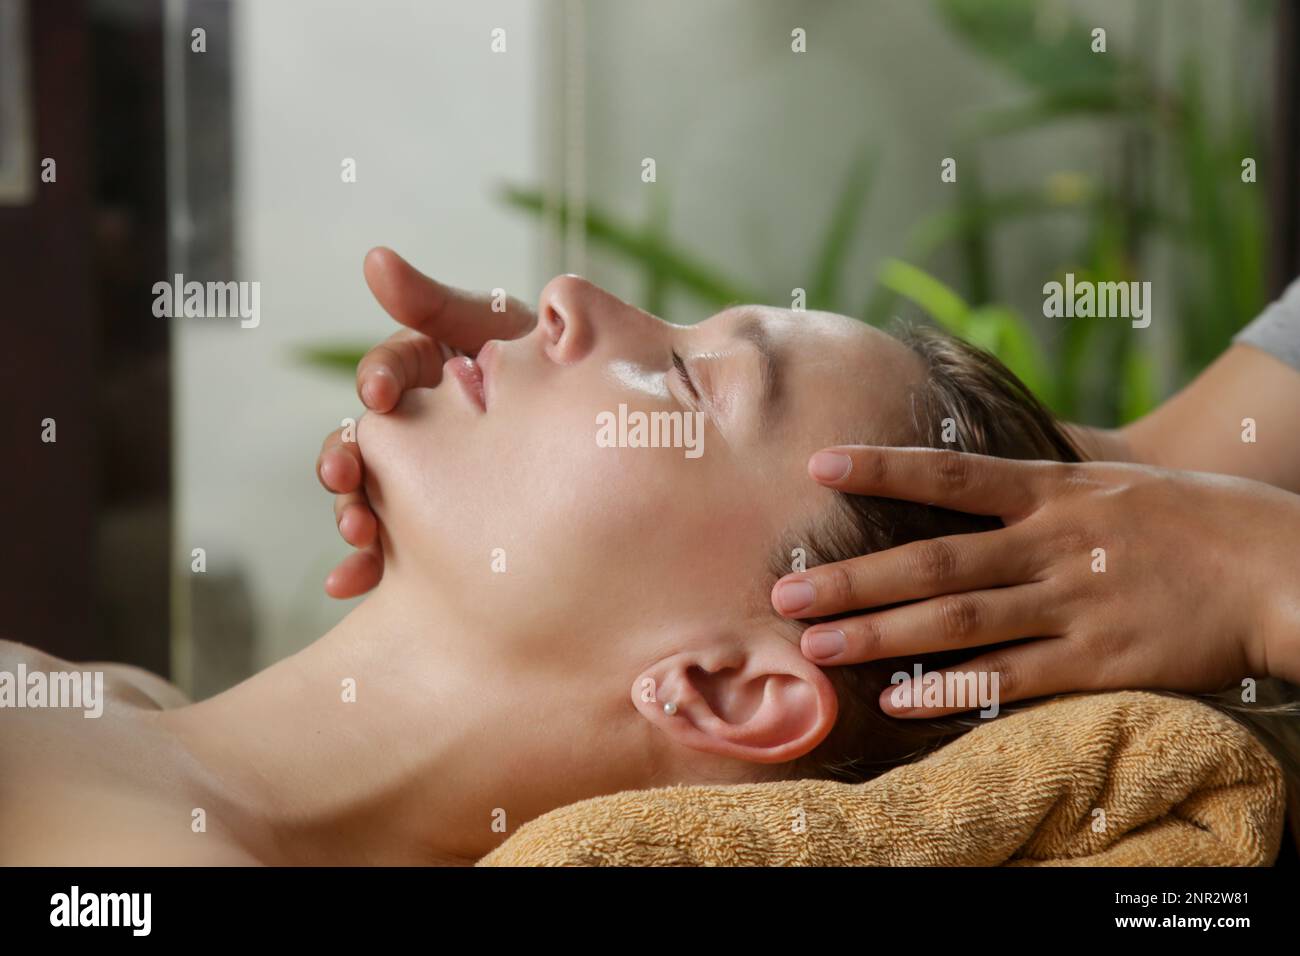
803,628,845,660
774,580,815,613
809,451,852,482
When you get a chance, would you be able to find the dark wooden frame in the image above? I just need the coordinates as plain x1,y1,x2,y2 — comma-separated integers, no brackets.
0,0,171,673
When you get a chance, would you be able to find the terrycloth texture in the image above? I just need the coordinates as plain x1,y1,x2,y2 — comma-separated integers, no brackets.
478,691,1286,866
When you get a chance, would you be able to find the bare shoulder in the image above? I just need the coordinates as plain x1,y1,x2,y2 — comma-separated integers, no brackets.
0,638,191,710
84,661,192,710
0,637,70,673
0,640,218,864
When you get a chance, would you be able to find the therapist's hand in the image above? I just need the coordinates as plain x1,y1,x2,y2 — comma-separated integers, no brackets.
771,446,1300,715
316,247,536,597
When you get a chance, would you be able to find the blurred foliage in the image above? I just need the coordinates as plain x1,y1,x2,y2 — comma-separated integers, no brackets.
296,344,372,374
877,258,1055,406
915,0,1270,423
304,0,1273,429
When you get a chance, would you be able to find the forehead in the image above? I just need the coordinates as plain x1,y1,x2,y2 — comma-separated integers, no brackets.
700,302,924,526
703,305,925,442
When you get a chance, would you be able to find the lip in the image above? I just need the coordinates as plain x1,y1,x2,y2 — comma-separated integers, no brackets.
445,355,486,412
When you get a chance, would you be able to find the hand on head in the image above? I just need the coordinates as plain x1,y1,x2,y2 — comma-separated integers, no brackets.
773,445,1300,715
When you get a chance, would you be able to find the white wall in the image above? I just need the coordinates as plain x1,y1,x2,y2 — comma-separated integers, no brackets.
174,0,544,679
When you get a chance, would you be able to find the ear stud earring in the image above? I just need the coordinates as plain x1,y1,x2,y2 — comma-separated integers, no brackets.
662,701,678,716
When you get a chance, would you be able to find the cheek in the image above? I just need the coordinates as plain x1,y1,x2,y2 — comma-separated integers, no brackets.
456,409,699,619
480,398,645,565
504,424,769,616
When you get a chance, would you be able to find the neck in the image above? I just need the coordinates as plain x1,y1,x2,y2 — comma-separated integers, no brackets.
157,578,657,865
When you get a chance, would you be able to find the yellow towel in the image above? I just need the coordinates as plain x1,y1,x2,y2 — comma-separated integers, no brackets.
478,691,1286,866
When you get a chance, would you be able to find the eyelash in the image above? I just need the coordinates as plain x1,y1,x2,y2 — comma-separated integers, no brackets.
671,348,699,400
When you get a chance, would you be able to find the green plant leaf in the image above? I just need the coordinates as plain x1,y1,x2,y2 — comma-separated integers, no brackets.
294,344,368,374
807,145,879,310
1119,336,1158,422
876,258,971,334
642,187,672,317
500,185,764,309
964,83,1151,140
1055,311,1100,421
968,304,1053,406
876,260,1054,407
935,0,1127,94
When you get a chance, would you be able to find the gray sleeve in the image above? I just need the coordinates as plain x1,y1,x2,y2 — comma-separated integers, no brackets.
1233,277,1300,371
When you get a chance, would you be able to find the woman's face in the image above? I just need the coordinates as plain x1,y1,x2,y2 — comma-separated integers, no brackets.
358,276,926,660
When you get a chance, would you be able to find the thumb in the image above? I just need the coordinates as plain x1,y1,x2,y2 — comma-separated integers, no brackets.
362,246,536,352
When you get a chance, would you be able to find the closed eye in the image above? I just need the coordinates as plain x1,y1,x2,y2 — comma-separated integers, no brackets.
671,348,700,401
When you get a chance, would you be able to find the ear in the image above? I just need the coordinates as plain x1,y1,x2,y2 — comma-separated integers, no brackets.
630,632,838,764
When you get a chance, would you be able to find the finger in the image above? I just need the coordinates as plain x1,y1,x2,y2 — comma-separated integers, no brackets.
807,445,1069,519
772,526,1036,619
363,246,536,350
325,547,383,599
333,493,377,549
801,583,1058,665
355,329,446,411
317,428,363,493
877,636,1079,718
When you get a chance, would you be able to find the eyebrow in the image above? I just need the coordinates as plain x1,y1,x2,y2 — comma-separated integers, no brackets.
731,312,783,427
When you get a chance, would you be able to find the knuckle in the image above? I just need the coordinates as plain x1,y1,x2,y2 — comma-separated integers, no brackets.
821,562,859,609
866,449,888,486
934,450,971,491
980,654,1016,697
914,539,960,588
1057,461,1089,489
1055,523,1090,557
848,616,886,658
937,593,983,643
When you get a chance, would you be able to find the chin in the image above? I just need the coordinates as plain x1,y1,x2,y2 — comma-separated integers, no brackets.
358,389,433,464
356,401,428,532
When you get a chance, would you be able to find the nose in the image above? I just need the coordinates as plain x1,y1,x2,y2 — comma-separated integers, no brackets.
535,275,608,364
